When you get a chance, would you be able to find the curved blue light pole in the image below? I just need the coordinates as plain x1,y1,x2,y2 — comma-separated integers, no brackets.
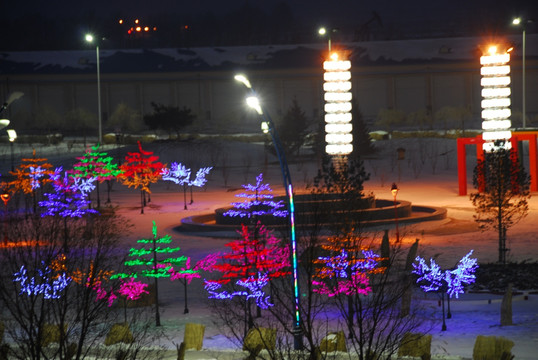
235,74,303,350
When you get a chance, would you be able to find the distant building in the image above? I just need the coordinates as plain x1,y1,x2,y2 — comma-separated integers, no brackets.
1,34,537,135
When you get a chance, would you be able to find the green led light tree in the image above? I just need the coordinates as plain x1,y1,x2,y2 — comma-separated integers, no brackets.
70,143,123,207
112,221,188,326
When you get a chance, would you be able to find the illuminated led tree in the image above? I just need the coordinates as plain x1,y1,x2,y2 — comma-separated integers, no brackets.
312,231,385,336
39,167,98,218
205,272,273,309
155,258,201,313
200,223,290,329
223,173,288,222
413,250,478,330
9,150,54,213
39,167,98,251
118,141,163,214
13,262,71,300
71,143,123,207
161,162,212,210
111,221,188,326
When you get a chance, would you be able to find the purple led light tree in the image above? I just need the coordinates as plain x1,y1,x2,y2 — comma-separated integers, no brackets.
224,173,288,219
39,167,98,218
205,272,273,309
413,250,478,330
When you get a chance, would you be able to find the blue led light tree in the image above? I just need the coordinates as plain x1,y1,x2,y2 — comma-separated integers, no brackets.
13,262,71,300
413,250,478,330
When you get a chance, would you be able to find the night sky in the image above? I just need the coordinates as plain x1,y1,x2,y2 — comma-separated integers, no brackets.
0,0,536,51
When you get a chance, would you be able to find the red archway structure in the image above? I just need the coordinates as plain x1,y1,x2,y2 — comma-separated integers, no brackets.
457,132,538,196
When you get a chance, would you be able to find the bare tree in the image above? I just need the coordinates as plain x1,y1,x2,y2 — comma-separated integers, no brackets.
470,147,530,264
0,210,164,360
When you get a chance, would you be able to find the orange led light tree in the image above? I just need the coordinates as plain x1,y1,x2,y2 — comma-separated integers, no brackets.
9,150,54,214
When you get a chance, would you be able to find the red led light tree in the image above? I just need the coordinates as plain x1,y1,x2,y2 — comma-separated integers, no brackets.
118,141,163,214
200,223,290,330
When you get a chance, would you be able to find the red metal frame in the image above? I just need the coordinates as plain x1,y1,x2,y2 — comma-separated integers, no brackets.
457,133,538,196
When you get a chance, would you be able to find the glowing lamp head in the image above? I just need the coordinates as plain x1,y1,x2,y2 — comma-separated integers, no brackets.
85,34,94,43
391,183,399,198
487,46,497,55
7,129,17,142
512,18,521,25
261,121,269,134
234,74,252,89
0,119,9,130
246,96,263,115
318,27,327,35
1,192,10,205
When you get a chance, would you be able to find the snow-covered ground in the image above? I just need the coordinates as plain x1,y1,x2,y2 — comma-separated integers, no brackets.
1,137,537,359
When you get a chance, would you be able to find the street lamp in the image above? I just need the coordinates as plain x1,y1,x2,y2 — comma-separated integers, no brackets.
391,183,400,242
1,91,24,115
85,34,103,144
235,74,303,350
511,17,530,128
7,129,16,171
318,27,337,52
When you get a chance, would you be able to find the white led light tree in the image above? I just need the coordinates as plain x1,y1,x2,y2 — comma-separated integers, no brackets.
480,46,512,152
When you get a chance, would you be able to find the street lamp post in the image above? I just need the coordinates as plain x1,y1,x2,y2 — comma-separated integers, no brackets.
512,17,531,129
235,74,303,350
7,129,17,171
391,183,400,242
85,34,103,144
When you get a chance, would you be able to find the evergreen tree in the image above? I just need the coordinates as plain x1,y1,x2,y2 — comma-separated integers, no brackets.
351,100,376,157
312,155,371,232
273,98,309,156
143,102,195,139
470,147,530,264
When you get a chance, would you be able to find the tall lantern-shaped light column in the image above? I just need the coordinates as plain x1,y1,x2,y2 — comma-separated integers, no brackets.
480,46,512,152
323,52,353,164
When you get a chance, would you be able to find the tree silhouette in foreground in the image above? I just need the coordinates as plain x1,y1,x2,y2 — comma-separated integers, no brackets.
470,147,530,264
